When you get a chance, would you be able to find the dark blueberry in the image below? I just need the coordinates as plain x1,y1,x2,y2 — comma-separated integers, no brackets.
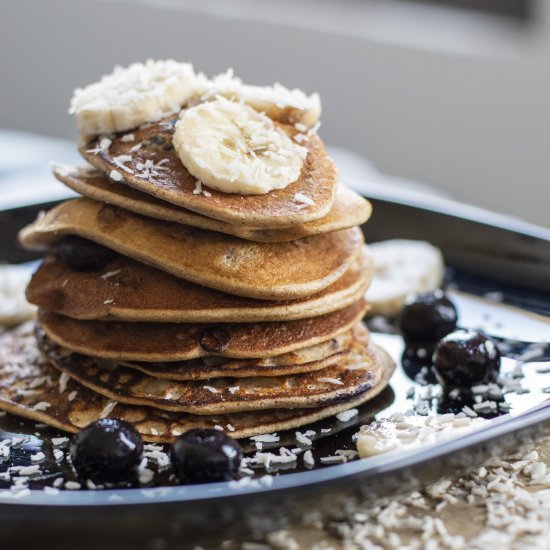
401,345,438,384
70,418,143,485
433,330,501,389
170,429,242,484
399,291,458,343
59,235,117,271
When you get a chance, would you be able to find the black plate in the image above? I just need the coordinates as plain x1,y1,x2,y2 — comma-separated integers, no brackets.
1,188,550,550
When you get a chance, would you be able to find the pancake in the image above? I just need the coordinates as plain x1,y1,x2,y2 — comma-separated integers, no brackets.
121,349,347,380
37,299,368,361
54,165,372,243
19,198,364,301
80,115,338,228
26,247,372,323
0,324,395,441
37,325,362,380
42,324,380,415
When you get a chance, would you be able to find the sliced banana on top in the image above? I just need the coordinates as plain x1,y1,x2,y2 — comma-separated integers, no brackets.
173,97,309,195
70,60,207,135
365,239,445,317
204,69,321,127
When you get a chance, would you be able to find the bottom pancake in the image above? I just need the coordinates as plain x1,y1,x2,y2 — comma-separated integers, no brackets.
41,324,381,415
0,323,395,441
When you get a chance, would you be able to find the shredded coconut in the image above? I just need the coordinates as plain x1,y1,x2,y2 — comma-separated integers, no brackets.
58,372,70,394
250,433,280,443
318,377,344,385
99,400,117,418
109,169,124,182
32,401,51,411
336,409,359,422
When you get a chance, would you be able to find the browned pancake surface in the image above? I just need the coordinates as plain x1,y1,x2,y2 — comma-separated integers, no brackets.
37,300,367,361
26,247,371,323
38,326,362,380
19,198,363,301
80,116,338,228
42,325,380,414
0,324,395,441
54,166,372,243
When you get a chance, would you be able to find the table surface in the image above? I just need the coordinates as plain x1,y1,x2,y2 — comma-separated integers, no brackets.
242,436,550,549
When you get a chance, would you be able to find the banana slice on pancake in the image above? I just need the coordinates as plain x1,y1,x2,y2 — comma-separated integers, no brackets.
69,60,207,135
204,69,321,127
366,239,445,317
80,115,338,228
173,98,308,195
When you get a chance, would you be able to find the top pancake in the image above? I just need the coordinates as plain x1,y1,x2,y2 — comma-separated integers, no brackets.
80,115,339,228
53,165,372,243
19,198,364,301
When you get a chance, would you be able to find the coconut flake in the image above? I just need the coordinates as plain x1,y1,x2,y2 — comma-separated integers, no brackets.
250,433,280,444
58,372,70,394
99,400,117,418
336,409,359,422
318,377,344,385
293,192,315,206
109,169,124,182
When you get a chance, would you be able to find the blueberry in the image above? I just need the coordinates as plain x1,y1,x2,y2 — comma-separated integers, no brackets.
59,235,116,271
70,418,143,485
170,429,242,484
399,291,458,343
401,345,438,384
433,330,501,389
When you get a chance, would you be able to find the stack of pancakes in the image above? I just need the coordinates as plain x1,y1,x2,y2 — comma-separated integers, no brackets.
10,114,394,443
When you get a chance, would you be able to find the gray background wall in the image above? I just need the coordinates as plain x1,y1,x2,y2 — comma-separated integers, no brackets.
1,0,548,226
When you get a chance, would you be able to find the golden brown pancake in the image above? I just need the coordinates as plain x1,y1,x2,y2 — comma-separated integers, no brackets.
37,325,362,380
0,324,395,441
19,198,364,301
42,327,380,415
37,300,368,361
121,350,346,380
80,115,338,228
26,247,371,323
54,165,372,243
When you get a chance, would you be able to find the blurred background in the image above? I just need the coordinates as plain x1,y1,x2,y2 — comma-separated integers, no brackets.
0,0,548,226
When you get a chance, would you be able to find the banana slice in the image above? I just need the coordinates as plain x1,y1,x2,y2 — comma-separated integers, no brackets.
69,60,207,135
173,97,308,195
365,239,445,317
204,69,321,127
0,264,36,327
